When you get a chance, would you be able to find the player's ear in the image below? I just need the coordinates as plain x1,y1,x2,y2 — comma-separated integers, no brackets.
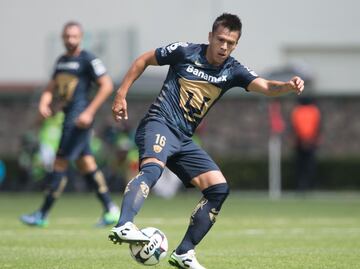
208,32,212,43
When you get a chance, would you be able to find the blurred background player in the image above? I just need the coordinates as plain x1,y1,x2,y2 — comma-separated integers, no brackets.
17,111,64,189
110,13,304,269
291,96,321,192
20,21,119,227
37,111,65,174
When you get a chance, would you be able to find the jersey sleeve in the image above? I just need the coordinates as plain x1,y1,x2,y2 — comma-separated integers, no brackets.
155,42,189,66
86,52,107,80
231,62,258,91
51,56,62,79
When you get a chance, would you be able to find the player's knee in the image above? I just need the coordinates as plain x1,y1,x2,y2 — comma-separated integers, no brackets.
128,163,164,189
77,155,97,173
54,158,69,171
139,162,164,187
202,182,230,204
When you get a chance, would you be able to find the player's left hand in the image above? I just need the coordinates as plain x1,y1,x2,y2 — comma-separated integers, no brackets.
112,96,128,121
289,76,305,95
76,111,94,128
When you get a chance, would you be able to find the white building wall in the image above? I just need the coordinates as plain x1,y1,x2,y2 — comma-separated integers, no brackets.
0,0,359,93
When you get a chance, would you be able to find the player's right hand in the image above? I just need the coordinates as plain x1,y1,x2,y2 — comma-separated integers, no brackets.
289,76,305,95
39,104,52,118
112,96,128,121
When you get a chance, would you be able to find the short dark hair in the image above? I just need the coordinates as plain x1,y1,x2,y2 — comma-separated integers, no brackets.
62,21,83,34
212,13,242,37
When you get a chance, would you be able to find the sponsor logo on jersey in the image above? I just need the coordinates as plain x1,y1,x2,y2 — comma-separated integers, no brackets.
243,65,258,77
91,58,106,76
166,42,188,53
57,62,80,70
186,65,227,83
160,42,188,57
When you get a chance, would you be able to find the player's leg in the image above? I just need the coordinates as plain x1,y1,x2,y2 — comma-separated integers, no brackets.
109,119,178,244
167,142,229,269
176,170,228,251
109,157,165,244
169,171,228,269
116,157,165,226
20,157,69,227
76,154,119,226
21,124,88,227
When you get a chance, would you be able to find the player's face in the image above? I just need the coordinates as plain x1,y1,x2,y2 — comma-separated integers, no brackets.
207,25,240,66
62,25,82,54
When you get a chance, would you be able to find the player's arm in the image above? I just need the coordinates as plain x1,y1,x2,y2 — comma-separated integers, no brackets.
38,80,56,118
76,74,113,128
248,76,304,96
112,50,158,121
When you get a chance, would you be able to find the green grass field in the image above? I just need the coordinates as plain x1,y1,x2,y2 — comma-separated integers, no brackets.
1,191,360,269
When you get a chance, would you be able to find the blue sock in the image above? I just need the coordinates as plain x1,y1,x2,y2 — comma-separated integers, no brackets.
116,163,163,226
40,171,68,217
176,183,229,254
84,169,113,212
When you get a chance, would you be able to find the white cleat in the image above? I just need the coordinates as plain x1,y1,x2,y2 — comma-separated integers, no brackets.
108,222,150,245
169,249,206,269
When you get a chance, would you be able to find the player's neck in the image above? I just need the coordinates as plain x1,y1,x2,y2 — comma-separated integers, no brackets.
66,47,82,57
205,47,223,67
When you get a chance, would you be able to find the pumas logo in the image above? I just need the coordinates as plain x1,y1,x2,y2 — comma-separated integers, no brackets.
190,198,208,225
209,208,219,224
186,65,227,83
140,181,150,198
124,171,144,193
153,145,163,153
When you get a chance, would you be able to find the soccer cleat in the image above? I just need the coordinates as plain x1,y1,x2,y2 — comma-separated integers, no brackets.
20,211,48,228
96,205,120,227
169,250,206,269
108,222,150,245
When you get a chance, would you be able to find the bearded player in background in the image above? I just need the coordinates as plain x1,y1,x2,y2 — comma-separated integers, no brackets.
20,21,119,227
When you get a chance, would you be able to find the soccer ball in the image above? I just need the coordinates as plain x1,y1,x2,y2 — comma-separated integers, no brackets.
129,227,168,266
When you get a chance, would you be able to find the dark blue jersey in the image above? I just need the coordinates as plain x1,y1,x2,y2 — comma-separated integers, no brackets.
145,42,258,137
52,50,107,125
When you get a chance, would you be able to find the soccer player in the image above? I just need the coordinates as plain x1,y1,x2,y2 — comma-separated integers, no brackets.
20,21,119,227
110,13,304,268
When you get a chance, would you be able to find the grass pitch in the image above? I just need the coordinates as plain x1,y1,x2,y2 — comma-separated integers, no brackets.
0,191,360,269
